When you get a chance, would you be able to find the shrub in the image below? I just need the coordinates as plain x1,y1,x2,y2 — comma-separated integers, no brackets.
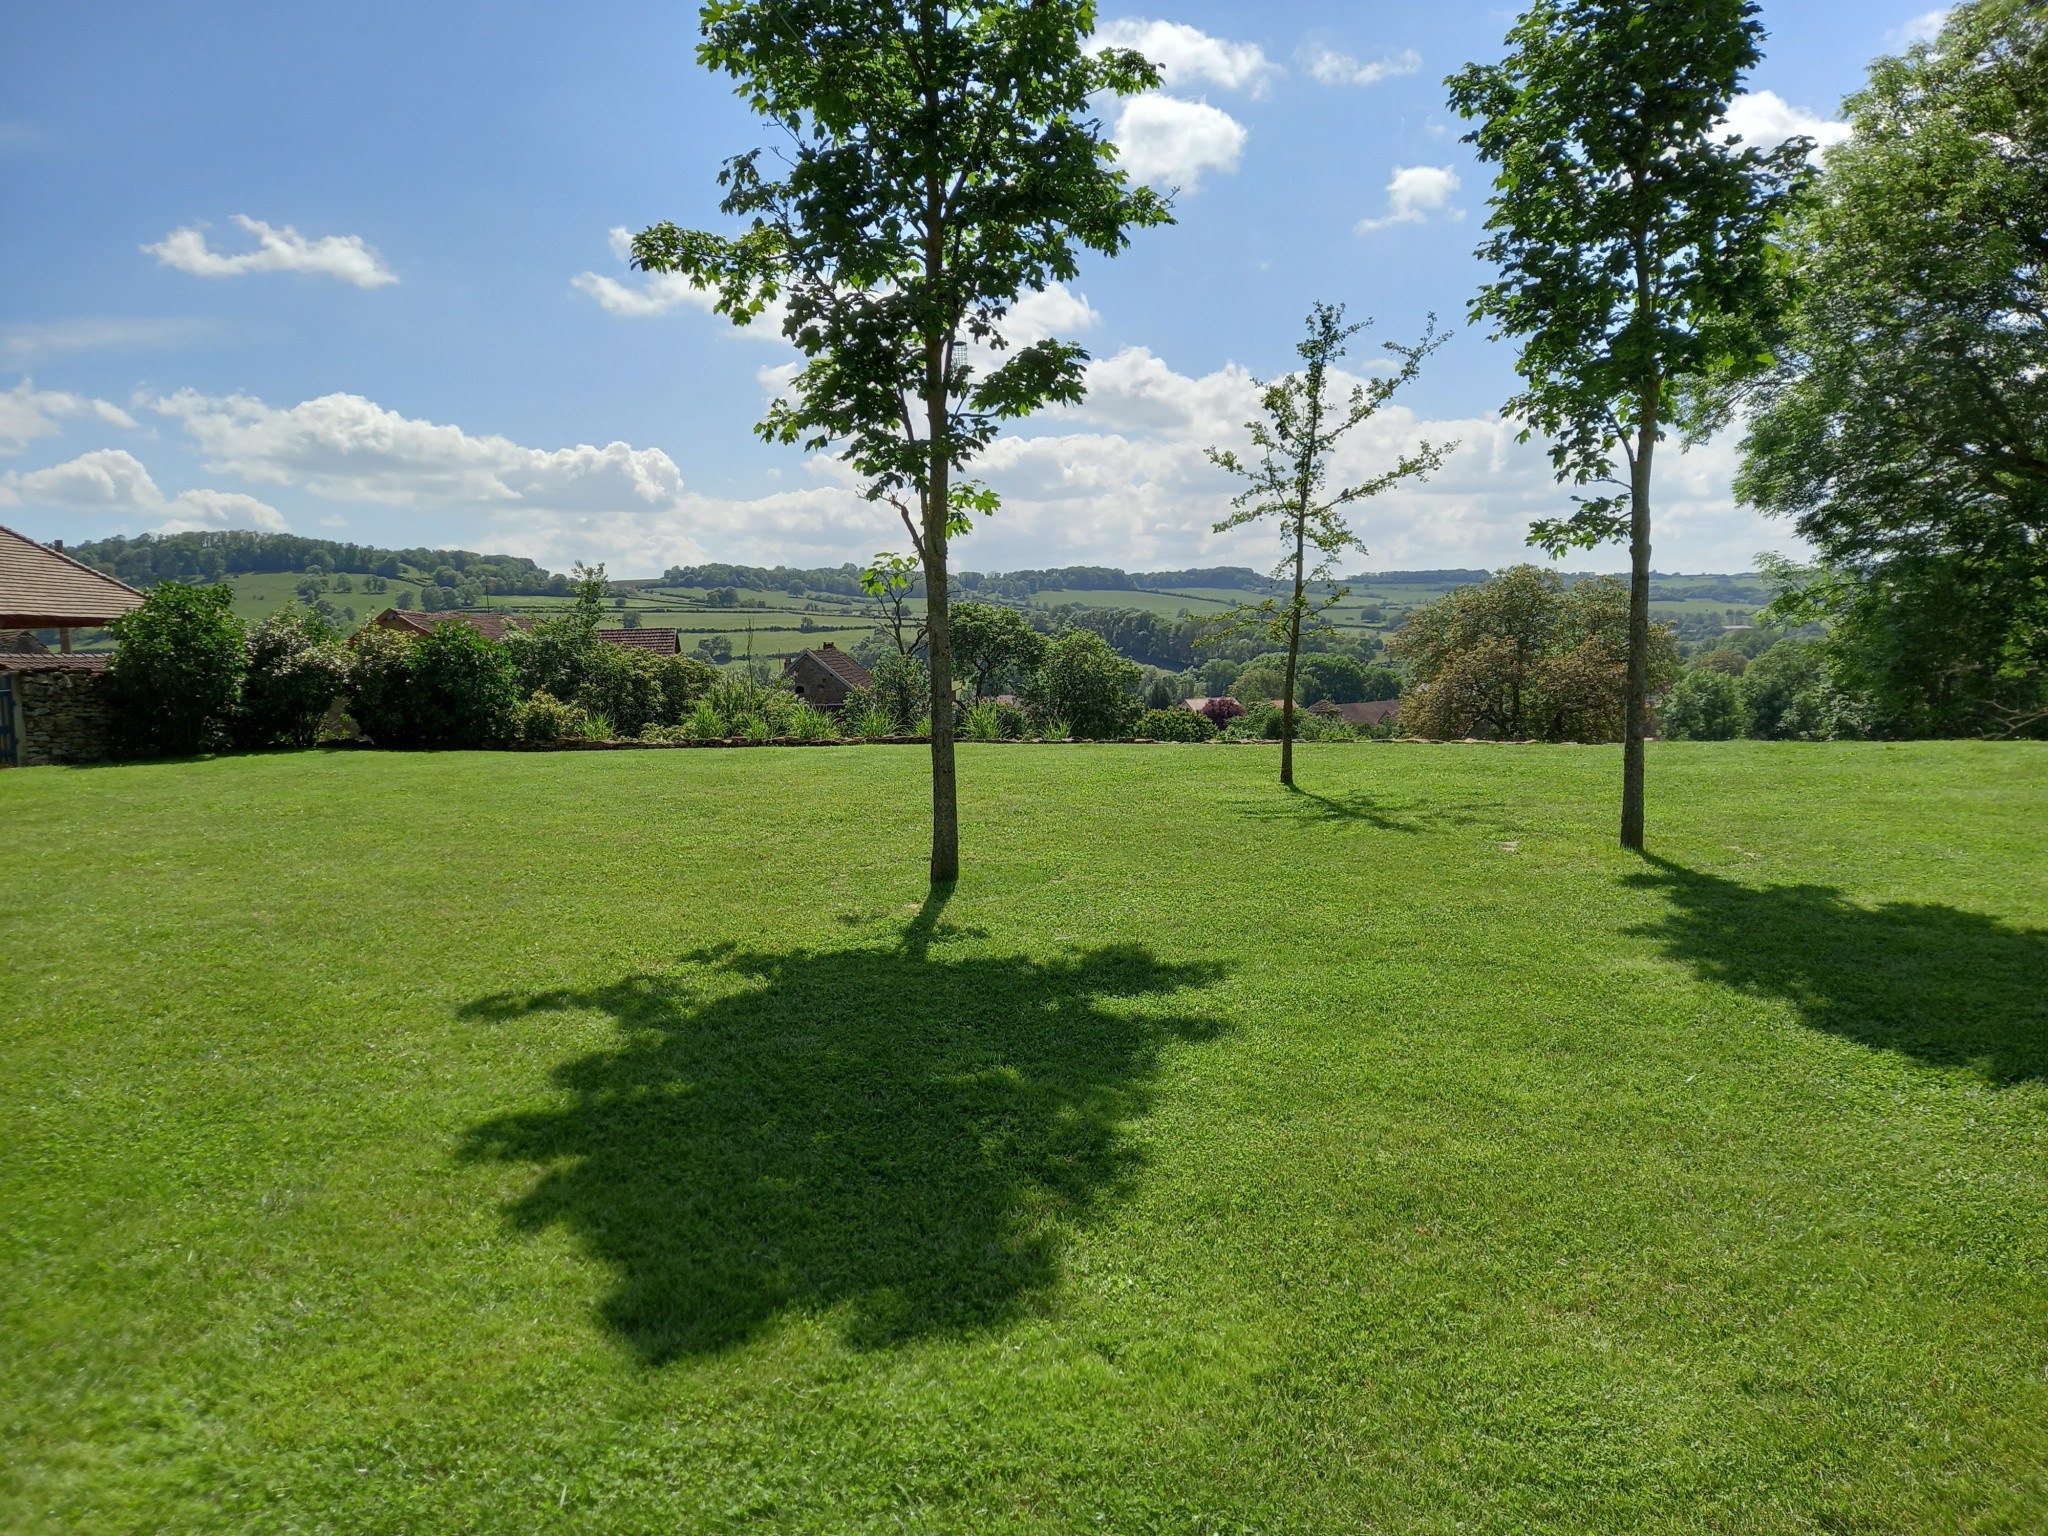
1198,696,1247,729
1023,630,1141,739
237,607,348,749
105,581,247,757
784,702,839,740
577,644,665,738
406,620,520,748
962,697,1029,741
1663,667,1742,740
1135,706,1216,742
343,627,419,746
868,650,931,733
515,689,592,744
651,653,718,721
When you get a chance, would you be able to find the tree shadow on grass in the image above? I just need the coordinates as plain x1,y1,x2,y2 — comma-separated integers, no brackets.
456,892,1226,1361
1626,856,2048,1087
1236,786,1510,834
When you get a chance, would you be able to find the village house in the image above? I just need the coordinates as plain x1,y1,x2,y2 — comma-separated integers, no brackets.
782,643,874,709
0,524,144,767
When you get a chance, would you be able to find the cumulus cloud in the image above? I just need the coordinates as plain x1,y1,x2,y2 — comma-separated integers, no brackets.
484,344,1764,576
0,378,136,455
1092,19,1278,95
147,388,688,518
1302,45,1421,86
1719,91,1851,155
0,447,285,531
1888,8,1949,46
1112,94,1247,190
572,227,791,339
143,215,398,288
1356,165,1463,232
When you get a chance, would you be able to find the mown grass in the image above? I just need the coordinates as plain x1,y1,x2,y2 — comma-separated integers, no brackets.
2,741,2044,1533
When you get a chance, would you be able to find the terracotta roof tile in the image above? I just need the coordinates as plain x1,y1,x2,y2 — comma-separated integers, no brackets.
0,651,113,673
804,644,874,690
597,627,681,654
0,525,145,628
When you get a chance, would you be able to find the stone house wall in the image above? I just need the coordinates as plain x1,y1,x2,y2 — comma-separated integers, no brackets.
14,667,117,766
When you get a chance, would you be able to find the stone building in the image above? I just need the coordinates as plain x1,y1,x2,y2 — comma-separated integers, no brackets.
0,525,143,767
781,643,874,709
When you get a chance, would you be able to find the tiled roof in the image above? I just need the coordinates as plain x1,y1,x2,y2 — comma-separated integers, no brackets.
371,609,532,641
0,651,113,673
802,644,874,690
0,525,145,628
597,627,681,654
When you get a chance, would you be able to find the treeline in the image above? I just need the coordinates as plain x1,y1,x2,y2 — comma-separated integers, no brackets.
69,532,573,596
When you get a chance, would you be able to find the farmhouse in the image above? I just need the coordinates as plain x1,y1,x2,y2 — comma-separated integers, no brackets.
782,643,874,709
0,525,143,767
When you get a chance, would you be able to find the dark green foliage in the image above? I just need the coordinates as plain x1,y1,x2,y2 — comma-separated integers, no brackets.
1736,1,2048,738
577,646,667,739
950,602,1047,699
407,623,520,748
1737,638,1855,741
868,650,932,734
1024,630,1141,740
1134,707,1215,743
104,582,247,757
237,607,348,749
1663,667,1742,741
69,530,570,596
341,628,418,746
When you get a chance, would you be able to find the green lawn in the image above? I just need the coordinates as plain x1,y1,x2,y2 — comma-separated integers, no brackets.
3,742,2044,1533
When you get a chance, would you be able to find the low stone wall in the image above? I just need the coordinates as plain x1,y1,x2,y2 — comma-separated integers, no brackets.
17,667,116,766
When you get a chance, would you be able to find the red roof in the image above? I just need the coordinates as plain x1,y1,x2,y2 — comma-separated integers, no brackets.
791,643,874,690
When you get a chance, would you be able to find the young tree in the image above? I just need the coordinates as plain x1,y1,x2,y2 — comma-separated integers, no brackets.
1448,0,1807,848
860,552,928,658
105,582,248,757
634,1,1171,883
1206,301,1451,786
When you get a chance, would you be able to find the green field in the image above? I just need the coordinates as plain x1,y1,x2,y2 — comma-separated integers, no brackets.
5,743,2043,1532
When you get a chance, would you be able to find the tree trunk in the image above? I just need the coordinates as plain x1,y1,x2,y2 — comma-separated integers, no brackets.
924,354,959,885
1280,523,1306,787
1621,383,1659,853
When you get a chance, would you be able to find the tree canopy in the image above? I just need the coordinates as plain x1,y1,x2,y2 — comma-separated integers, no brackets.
1736,0,2048,738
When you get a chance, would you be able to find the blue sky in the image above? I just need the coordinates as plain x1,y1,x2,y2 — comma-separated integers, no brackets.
0,1,1948,576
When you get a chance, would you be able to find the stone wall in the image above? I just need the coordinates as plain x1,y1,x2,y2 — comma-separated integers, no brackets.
16,667,116,766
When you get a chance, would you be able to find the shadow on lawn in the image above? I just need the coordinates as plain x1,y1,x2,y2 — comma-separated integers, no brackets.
457,890,1225,1361
1237,786,1508,833
1627,857,2048,1086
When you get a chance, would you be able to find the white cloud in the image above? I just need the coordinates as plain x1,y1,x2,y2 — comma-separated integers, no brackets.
2,317,213,365
1356,165,1463,232
572,227,791,339
351,342,1785,574
1112,94,1247,190
143,215,398,288
1888,8,1949,47
1303,45,1421,87
147,389,688,518
0,378,136,455
1719,91,1852,155
1092,19,1278,95
0,447,285,531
